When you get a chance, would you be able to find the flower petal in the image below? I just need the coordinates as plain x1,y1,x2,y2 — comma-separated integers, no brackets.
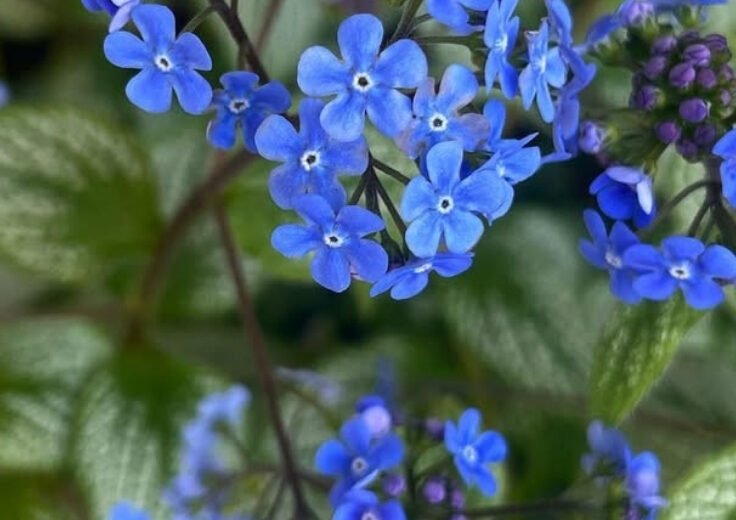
341,417,372,454
345,239,388,283
366,88,412,139
268,163,308,209
322,137,369,176
370,434,404,470
699,245,736,279
206,113,237,150
401,176,438,221
125,68,172,113
425,141,464,194
220,71,259,95
132,4,175,50
104,32,150,68
315,439,351,476
610,269,642,304
170,33,212,70
390,273,430,300
406,212,443,258
454,170,513,219
255,115,303,162
321,91,368,142
271,224,320,258
442,210,484,253
170,70,213,115
681,278,724,310
297,46,350,97
436,64,478,113
475,431,507,462
336,206,386,237
623,244,666,270
373,39,428,89
292,194,336,229
661,236,705,260
458,408,481,443
633,271,679,301
432,253,474,277
311,248,351,292
337,14,384,70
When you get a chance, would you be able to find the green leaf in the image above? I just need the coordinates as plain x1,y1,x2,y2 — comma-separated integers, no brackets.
0,106,162,284
662,443,736,520
0,318,113,470
71,348,220,519
589,297,703,424
0,470,85,520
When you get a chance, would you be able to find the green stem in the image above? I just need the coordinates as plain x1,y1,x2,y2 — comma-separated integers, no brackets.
373,157,411,185
638,179,713,239
389,0,424,44
372,168,408,237
208,0,269,78
180,5,217,33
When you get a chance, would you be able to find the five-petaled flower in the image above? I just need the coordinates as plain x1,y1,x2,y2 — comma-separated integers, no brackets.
82,0,140,33
257,98,369,211
624,236,736,309
582,420,632,477
401,141,512,258
332,490,406,520
484,0,520,98
713,129,736,207
370,253,474,300
519,21,568,123
297,14,428,142
207,71,291,152
445,408,507,496
579,210,642,304
271,195,388,293
397,64,489,160
104,5,213,114
427,0,492,35
315,417,404,505
589,166,656,228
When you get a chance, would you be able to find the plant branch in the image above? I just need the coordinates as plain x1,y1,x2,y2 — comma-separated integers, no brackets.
213,199,310,519
389,0,424,44
373,157,411,185
372,168,408,237
255,0,285,53
181,5,217,33
208,0,270,79
639,179,713,239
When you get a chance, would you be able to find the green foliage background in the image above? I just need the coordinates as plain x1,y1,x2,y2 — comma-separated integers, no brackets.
0,1,735,518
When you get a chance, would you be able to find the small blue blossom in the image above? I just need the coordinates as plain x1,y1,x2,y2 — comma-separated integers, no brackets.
427,0,491,35
624,237,736,309
589,166,656,228
444,408,507,496
257,99,368,211
333,490,406,520
83,0,140,32
484,0,520,98
545,0,574,47
582,420,632,477
356,395,393,438
297,14,428,141
207,72,290,152
626,452,667,519
315,417,404,504
108,502,149,520
713,129,736,207
519,21,568,123
579,210,642,304
104,5,213,114
397,64,489,159
271,195,388,292
370,252,474,300
401,141,512,258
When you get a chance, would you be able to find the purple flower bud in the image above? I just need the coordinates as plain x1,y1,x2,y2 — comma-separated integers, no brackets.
679,30,701,47
696,68,718,90
579,121,605,154
644,56,668,80
652,35,678,55
683,44,711,68
425,418,445,441
669,63,696,89
719,65,735,83
423,478,447,504
451,489,466,509
679,98,709,123
704,34,728,55
632,86,660,111
694,123,717,146
451,516,468,520
655,121,681,144
620,0,655,25
676,138,699,160
383,474,407,497
719,89,733,107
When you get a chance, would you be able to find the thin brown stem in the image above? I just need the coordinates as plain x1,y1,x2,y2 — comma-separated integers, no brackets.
638,179,713,239
208,0,270,79
372,168,408,237
255,0,285,53
213,201,310,519
373,157,411,185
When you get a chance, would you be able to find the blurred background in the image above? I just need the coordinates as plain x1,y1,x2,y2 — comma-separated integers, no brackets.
0,0,735,518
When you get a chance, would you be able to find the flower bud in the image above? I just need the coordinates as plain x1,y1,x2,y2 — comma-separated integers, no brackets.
655,121,681,144
651,35,677,55
383,474,407,497
679,30,701,47
632,85,660,111
719,65,735,83
579,121,605,154
619,0,655,25
693,123,717,146
676,138,699,160
679,98,709,122
669,63,696,89
425,418,445,440
704,34,728,55
644,56,668,79
696,68,718,90
451,489,466,509
718,89,733,108
683,44,711,68
423,478,447,504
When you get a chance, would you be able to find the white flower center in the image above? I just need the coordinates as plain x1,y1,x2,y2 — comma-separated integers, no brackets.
496,160,507,178
352,72,374,93
300,150,321,171
154,54,174,72
494,34,509,53
361,512,380,520
228,97,250,114
351,457,369,476
533,54,547,73
437,196,455,214
413,262,433,274
429,113,448,132
323,233,344,248
605,250,623,269
669,262,692,280
462,445,479,464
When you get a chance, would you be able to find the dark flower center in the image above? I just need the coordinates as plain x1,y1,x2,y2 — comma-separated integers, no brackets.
154,55,173,72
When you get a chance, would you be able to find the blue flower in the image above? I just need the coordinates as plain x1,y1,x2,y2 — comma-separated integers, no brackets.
519,21,568,123
545,0,574,47
427,0,491,35
315,417,404,504
626,452,667,519
624,237,736,309
482,99,506,151
397,64,489,159
108,502,149,520
356,395,393,438
401,141,513,258
83,0,140,32
271,195,388,292
444,408,507,496
104,5,213,114
579,210,642,304
333,490,406,520
713,129,736,207
207,72,290,152
484,0,520,98
590,166,656,228
297,14,427,141
582,420,632,477
370,253,474,300
256,98,368,211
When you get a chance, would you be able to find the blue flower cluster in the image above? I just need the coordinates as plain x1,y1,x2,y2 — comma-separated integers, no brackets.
314,397,507,519
584,421,667,520
575,0,736,310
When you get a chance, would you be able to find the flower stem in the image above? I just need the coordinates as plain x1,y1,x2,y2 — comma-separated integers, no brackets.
180,5,217,34
255,0,285,53
373,157,411,185
638,179,713,239
389,0,424,44
208,0,270,79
